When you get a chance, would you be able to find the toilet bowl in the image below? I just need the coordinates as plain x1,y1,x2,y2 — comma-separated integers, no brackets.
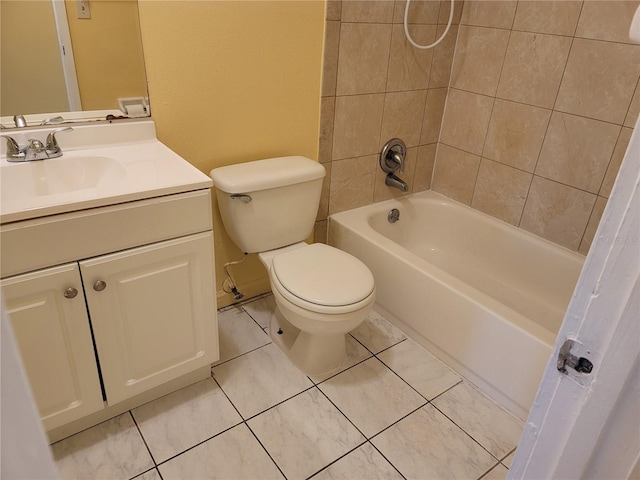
210,156,376,375
259,242,375,375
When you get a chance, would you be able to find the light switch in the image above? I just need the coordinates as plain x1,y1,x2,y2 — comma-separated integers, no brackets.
76,0,91,19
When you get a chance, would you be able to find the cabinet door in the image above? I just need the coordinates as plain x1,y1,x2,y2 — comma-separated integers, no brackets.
1,264,104,431
81,232,217,405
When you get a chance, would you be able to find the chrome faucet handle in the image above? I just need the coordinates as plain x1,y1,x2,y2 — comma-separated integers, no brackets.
380,138,407,174
40,116,65,126
45,127,73,155
1,135,25,160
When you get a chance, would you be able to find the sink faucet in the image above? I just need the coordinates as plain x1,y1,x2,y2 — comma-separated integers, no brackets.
1,127,73,162
13,115,27,128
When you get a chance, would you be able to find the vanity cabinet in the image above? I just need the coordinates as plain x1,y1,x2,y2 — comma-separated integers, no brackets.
1,189,218,439
1,264,104,432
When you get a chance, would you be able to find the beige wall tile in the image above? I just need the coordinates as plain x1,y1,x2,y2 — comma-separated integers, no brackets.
512,1,582,36
420,88,448,144
380,90,429,148
429,24,458,87
471,158,532,226
317,162,332,221
374,147,418,201
483,99,550,173
578,196,608,255
624,82,640,127
600,127,633,198
555,39,640,125
387,24,435,92
450,25,510,96
393,0,441,24
342,0,395,23
520,176,596,250
322,21,341,97
319,97,335,164
440,88,493,155
336,23,392,96
439,0,464,24
496,31,572,109
432,144,481,204
536,112,620,193
414,143,437,191
326,0,342,21
329,155,377,214
333,94,385,160
461,0,517,28
576,0,640,44
314,220,329,244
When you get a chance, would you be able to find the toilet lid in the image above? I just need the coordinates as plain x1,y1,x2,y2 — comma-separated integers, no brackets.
272,243,375,307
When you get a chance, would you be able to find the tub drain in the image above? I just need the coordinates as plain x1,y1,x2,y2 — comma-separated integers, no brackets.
388,208,400,223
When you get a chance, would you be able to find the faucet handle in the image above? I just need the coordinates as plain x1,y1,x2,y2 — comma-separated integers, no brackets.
380,138,407,174
1,135,25,159
45,127,73,154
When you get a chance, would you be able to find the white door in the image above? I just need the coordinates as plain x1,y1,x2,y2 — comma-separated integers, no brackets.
509,117,640,478
1,263,104,431
80,232,218,405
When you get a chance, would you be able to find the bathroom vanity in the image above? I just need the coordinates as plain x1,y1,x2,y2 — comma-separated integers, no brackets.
0,120,218,442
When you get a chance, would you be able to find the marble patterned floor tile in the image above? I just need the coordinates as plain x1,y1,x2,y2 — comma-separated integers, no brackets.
377,338,462,400
502,449,516,468
248,388,366,480
482,463,508,480
242,294,276,329
51,413,154,480
318,357,426,438
158,423,284,480
214,307,271,364
371,404,497,480
432,382,524,459
308,334,373,384
133,468,163,480
213,343,313,419
310,443,403,480
131,378,242,463
349,309,407,353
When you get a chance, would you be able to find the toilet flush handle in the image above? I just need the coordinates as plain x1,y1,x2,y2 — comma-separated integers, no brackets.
230,194,252,204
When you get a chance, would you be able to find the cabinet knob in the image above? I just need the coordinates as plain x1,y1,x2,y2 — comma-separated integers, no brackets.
93,280,107,292
63,287,78,299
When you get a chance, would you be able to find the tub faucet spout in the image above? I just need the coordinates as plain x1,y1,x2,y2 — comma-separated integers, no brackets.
385,172,409,192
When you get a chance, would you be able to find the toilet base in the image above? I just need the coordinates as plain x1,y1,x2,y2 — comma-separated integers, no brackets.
269,308,346,376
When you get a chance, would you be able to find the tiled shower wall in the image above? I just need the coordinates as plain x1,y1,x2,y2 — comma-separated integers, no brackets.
315,0,464,241
434,0,640,253
318,0,640,255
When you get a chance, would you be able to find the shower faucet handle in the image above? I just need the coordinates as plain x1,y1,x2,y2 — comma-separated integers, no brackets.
380,138,407,174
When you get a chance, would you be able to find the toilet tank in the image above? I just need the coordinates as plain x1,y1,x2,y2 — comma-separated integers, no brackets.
210,156,326,253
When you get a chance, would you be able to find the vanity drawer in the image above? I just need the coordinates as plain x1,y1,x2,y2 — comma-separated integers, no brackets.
1,189,213,278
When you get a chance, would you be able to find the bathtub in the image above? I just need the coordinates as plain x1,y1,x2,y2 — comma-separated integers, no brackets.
328,191,584,419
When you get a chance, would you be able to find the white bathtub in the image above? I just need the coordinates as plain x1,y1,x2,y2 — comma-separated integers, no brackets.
328,191,584,419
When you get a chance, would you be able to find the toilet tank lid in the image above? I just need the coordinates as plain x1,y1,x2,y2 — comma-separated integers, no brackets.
210,156,326,194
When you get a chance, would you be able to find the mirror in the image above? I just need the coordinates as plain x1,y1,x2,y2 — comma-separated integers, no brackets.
0,0,148,129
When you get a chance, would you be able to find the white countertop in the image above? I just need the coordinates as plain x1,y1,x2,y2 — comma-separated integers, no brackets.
0,120,212,224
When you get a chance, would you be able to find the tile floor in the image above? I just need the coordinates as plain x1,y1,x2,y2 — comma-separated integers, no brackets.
51,294,523,480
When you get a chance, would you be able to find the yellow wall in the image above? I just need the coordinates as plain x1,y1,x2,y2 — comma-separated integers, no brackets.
66,0,147,110
137,0,325,306
1,1,69,115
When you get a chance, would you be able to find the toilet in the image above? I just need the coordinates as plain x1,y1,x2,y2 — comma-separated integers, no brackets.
210,156,375,375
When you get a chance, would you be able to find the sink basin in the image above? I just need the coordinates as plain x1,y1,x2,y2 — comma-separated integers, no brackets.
0,120,213,224
1,156,126,201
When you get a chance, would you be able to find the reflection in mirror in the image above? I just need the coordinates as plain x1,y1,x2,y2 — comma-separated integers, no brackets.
0,0,148,128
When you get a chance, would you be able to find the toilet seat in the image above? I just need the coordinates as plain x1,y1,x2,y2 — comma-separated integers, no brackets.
271,243,375,315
